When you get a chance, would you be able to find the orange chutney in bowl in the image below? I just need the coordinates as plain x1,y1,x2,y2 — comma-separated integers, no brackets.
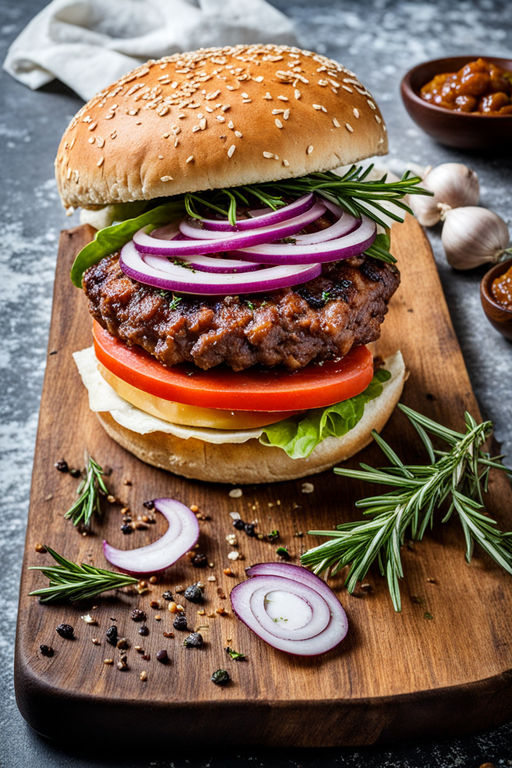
420,58,512,114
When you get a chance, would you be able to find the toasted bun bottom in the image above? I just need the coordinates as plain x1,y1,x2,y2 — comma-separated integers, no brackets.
95,352,406,484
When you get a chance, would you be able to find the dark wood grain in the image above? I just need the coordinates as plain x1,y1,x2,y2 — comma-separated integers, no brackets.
15,219,512,746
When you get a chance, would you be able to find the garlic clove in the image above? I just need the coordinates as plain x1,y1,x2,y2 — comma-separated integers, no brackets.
409,162,479,227
441,206,510,270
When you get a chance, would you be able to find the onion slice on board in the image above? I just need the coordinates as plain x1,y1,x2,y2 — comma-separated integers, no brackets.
230,562,348,656
103,498,199,575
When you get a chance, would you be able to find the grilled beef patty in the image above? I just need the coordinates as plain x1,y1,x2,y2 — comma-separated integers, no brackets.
83,253,400,371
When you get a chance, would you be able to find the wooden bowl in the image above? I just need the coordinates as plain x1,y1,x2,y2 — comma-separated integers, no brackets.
400,56,512,150
480,259,512,340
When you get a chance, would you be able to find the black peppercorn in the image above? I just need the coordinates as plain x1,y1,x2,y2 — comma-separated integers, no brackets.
130,608,147,622
56,623,74,639
183,632,203,648
40,644,54,657
120,523,133,535
244,522,256,537
69,467,81,478
138,625,149,637
173,615,188,631
156,649,169,664
191,552,208,568
143,500,155,509
54,460,69,473
233,518,245,530
105,625,118,646
211,668,230,685
184,583,204,603
162,590,174,601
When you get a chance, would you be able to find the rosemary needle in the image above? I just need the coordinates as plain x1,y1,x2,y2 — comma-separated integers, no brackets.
64,454,109,528
301,405,512,611
29,547,137,603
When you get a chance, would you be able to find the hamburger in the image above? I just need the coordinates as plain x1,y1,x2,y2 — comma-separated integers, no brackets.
56,44,418,484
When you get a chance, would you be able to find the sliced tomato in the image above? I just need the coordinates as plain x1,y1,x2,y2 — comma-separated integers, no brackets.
93,321,373,412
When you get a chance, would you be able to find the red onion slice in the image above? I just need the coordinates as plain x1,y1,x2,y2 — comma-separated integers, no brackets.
233,215,376,265
248,578,331,641
177,201,326,241
102,498,199,575
120,240,321,294
144,252,261,274
132,202,326,257
199,194,315,231
294,202,359,245
231,563,348,656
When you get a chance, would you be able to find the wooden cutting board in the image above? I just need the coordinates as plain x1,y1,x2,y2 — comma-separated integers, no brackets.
15,217,512,747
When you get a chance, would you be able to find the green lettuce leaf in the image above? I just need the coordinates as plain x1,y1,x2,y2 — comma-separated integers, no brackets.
259,368,391,459
70,200,184,287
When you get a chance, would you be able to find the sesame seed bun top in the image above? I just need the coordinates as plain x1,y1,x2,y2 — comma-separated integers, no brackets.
55,44,388,210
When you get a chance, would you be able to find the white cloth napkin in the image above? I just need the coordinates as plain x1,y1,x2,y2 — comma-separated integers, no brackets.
4,0,298,101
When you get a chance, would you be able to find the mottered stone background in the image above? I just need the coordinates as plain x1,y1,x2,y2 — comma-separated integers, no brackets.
1,0,511,766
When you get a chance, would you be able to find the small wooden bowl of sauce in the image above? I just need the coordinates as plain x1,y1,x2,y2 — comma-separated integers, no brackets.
400,56,512,150
480,259,512,341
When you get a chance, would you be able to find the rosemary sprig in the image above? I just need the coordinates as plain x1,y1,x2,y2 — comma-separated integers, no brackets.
64,454,108,528
29,547,137,603
183,165,430,263
301,405,512,611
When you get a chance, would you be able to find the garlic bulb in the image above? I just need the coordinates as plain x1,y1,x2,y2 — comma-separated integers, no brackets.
410,163,480,227
441,206,510,270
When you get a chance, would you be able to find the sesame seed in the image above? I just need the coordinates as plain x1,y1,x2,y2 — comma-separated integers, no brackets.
332,117,341,128
88,137,95,144
199,118,207,129
158,154,164,159
294,89,301,99
345,122,354,133
205,106,213,113
160,175,174,182
227,144,236,158
263,151,274,159
277,95,289,101
186,155,194,163
228,120,234,129
353,108,360,118
275,118,283,128
192,125,200,133
341,85,353,93
283,109,290,120
282,159,290,167
88,122,97,131
216,115,226,122
374,114,382,124
241,92,249,98
272,109,284,115
234,130,243,138
97,157,104,167
306,145,314,154
312,104,322,110
162,132,170,138
367,99,376,110
263,92,272,100
253,75,264,82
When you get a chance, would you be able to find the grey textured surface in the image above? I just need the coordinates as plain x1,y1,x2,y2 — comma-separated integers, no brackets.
1,0,511,765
